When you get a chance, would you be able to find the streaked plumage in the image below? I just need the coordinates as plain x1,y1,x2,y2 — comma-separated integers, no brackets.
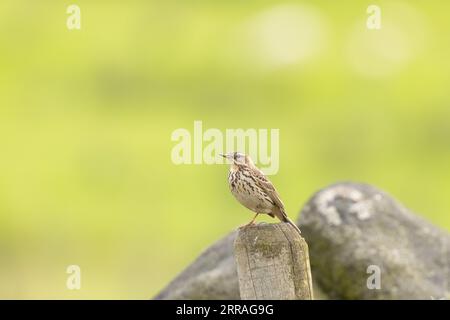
222,152,301,234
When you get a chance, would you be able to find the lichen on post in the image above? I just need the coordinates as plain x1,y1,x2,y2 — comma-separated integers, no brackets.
233,223,313,300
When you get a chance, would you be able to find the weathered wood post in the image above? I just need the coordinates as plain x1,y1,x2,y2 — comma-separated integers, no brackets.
234,223,313,300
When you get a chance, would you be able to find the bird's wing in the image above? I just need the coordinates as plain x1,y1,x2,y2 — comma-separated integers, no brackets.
250,167,286,211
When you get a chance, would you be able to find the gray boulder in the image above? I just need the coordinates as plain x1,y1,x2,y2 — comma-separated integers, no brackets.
300,182,449,299
154,231,239,299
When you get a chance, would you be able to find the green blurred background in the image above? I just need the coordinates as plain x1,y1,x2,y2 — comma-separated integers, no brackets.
0,1,449,299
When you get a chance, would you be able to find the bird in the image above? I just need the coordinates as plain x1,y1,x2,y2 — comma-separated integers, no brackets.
221,152,301,234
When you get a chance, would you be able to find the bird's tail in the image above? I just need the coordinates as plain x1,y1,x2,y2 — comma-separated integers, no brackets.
275,208,302,234
285,216,302,235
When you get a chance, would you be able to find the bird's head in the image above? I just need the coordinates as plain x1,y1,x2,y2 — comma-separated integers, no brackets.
220,152,254,167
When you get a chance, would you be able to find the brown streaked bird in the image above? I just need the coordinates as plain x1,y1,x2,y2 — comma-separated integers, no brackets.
221,152,301,234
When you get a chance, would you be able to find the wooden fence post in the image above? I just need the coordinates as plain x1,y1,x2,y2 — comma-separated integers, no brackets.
233,223,313,300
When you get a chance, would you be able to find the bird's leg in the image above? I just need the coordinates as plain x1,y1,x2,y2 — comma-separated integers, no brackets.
239,213,259,229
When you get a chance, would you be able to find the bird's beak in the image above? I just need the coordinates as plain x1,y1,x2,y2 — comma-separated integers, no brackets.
220,153,227,158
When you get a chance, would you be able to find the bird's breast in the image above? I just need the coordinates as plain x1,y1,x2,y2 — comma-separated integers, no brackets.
228,169,274,214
